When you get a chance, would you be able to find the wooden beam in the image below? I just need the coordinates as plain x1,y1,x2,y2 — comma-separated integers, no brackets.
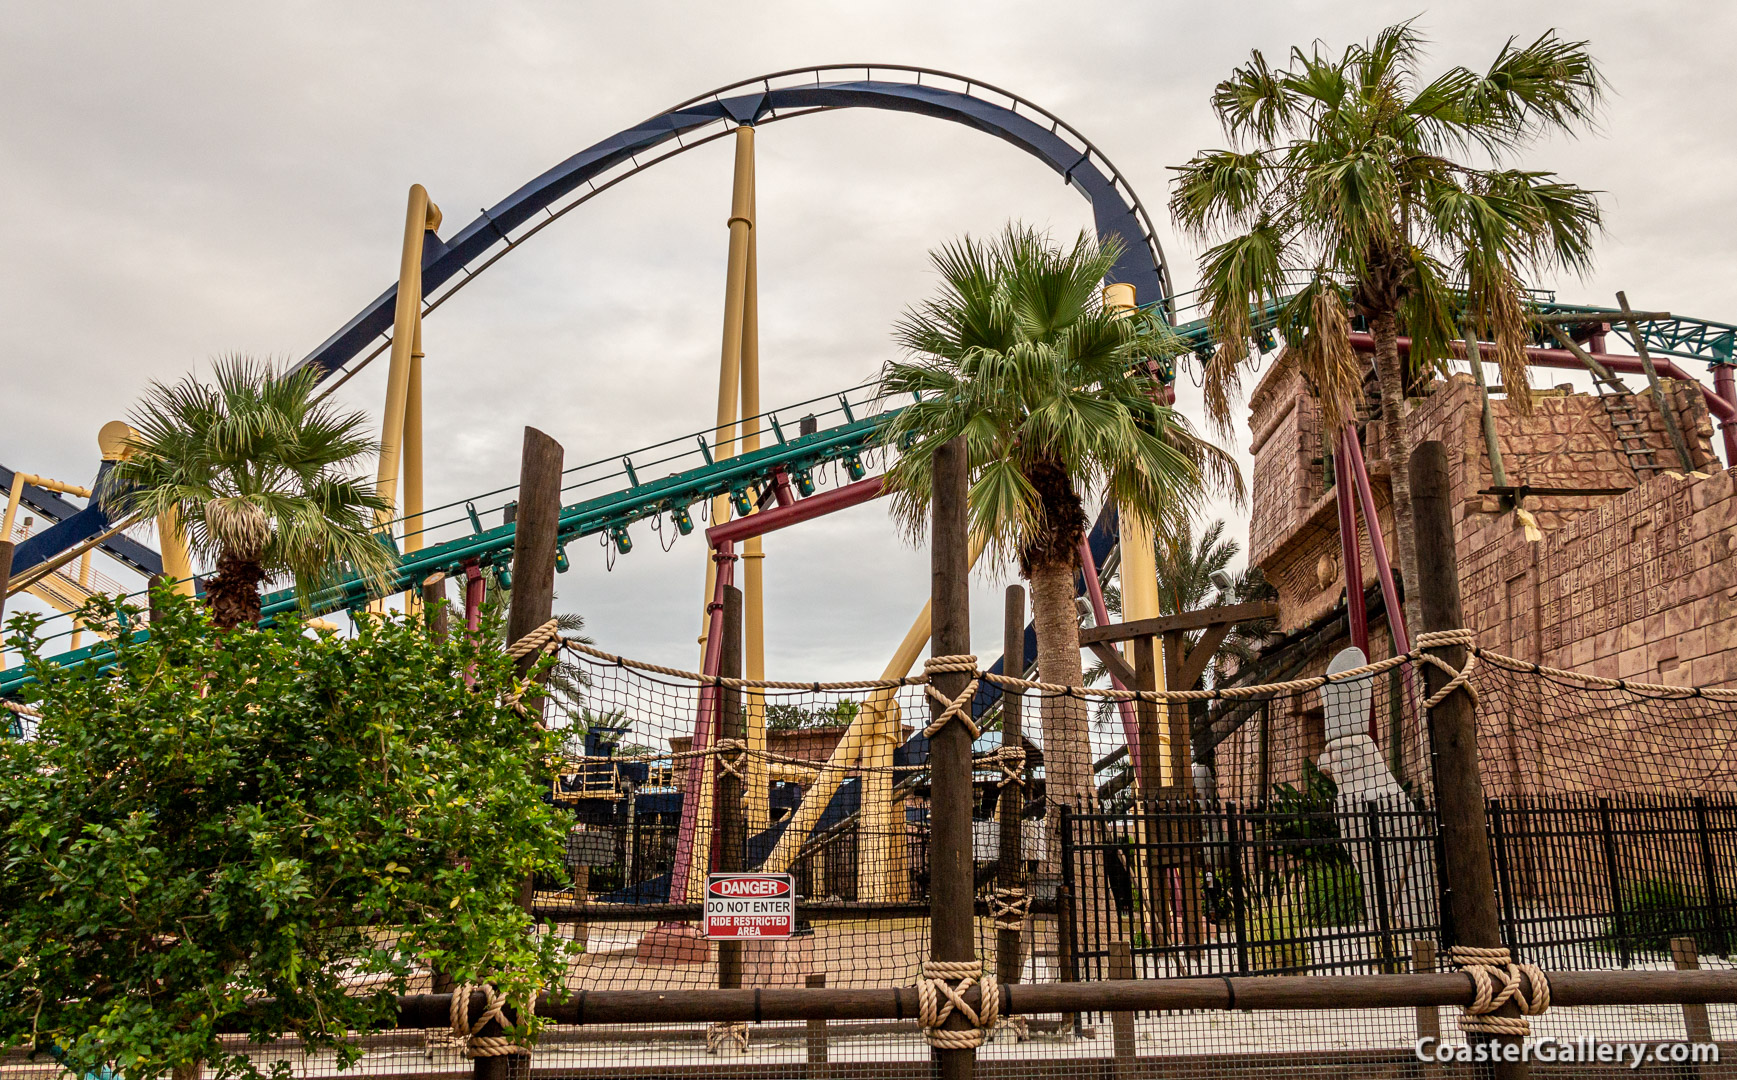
1077,602,1277,646
1176,622,1232,693
1086,640,1137,688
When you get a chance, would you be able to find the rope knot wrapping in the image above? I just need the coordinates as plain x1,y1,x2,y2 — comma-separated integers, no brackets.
922,654,982,740
714,737,749,782
917,960,999,1049
705,1020,750,1054
507,618,564,661
1448,946,1549,1037
448,983,533,1058
1415,628,1480,709
989,886,1031,931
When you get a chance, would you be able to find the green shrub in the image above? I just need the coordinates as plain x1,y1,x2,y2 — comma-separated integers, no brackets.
1297,863,1364,927
0,587,573,1080
1246,889,1312,972
1607,877,1707,955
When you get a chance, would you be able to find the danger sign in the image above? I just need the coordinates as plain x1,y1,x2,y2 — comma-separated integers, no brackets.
703,873,795,939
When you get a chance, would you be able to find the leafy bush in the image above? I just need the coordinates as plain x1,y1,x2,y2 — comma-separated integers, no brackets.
1297,863,1364,927
0,587,573,1080
1246,888,1311,972
1606,877,1708,955
1264,761,1349,868
767,699,860,731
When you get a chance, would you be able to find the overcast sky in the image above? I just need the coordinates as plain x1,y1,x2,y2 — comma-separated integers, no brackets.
3,1,1733,677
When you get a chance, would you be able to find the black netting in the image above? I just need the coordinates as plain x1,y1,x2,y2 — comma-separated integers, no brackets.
99,638,1737,1078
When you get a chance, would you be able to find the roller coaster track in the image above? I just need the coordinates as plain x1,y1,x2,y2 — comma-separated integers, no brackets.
5,62,1735,698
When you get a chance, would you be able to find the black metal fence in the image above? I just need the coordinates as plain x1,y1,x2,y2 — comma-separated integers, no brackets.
1060,792,1737,982
1060,799,1441,980
1491,793,1737,969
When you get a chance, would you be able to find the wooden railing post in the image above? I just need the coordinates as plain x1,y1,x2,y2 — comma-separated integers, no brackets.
1109,939,1136,1073
479,426,563,1080
1412,939,1440,1042
1671,938,1712,1044
1411,440,1526,1077
928,435,976,1080
805,973,829,1074
998,585,1027,988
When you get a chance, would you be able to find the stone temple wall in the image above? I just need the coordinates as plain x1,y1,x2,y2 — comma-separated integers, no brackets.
1227,355,1731,801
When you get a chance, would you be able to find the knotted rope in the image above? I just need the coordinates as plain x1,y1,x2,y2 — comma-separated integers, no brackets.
989,886,1031,931
922,655,981,740
503,619,566,719
1415,628,1479,709
713,737,749,782
448,984,532,1058
917,960,1000,1049
507,618,564,661
1448,946,1550,1037
705,1020,750,1054
987,745,1025,786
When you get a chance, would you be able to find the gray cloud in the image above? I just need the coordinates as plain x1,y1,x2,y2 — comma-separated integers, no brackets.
3,0,1732,676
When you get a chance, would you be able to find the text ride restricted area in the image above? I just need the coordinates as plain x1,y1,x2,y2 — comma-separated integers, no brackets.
703,873,796,939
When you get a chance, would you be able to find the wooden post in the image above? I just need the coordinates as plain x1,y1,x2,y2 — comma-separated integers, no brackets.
1410,440,1525,1077
1618,292,1695,472
997,585,1027,988
717,585,745,993
1671,938,1712,1044
423,575,449,640
928,436,976,1080
0,540,12,629
145,573,169,624
1109,939,1136,1071
1412,939,1440,1042
506,427,564,683
479,426,563,1080
805,973,829,1073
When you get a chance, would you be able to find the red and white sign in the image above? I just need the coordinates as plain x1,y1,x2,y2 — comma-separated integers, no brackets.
703,873,795,939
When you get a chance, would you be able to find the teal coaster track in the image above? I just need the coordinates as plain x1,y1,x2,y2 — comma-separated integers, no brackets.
4,65,1736,698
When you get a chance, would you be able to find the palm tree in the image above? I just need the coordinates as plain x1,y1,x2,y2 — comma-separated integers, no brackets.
106,356,395,629
878,225,1241,814
1170,22,1603,632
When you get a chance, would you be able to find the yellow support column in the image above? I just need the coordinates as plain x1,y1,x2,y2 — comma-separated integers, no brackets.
402,315,426,615
697,125,756,658
688,125,757,897
156,506,195,597
373,186,440,530
1105,283,1169,785
739,161,770,837
69,549,92,649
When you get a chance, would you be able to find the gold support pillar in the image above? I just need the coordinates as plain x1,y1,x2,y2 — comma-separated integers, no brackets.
739,159,770,837
402,317,426,614
367,184,439,615
688,125,758,894
698,125,757,656
1104,283,1169,786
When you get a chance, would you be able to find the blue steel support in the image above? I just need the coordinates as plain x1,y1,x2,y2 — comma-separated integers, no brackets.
293,75,1167,380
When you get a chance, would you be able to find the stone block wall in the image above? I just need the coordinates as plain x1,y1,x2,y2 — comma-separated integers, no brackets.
1228,357,1732,801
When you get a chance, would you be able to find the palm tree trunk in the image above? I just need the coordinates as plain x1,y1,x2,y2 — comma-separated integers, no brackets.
1028,557,1091,815
1368,309,1423,637
209,552,267,629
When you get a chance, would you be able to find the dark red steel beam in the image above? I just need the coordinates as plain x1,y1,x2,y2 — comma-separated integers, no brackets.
705,476,886,548
1347,332,1736,423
